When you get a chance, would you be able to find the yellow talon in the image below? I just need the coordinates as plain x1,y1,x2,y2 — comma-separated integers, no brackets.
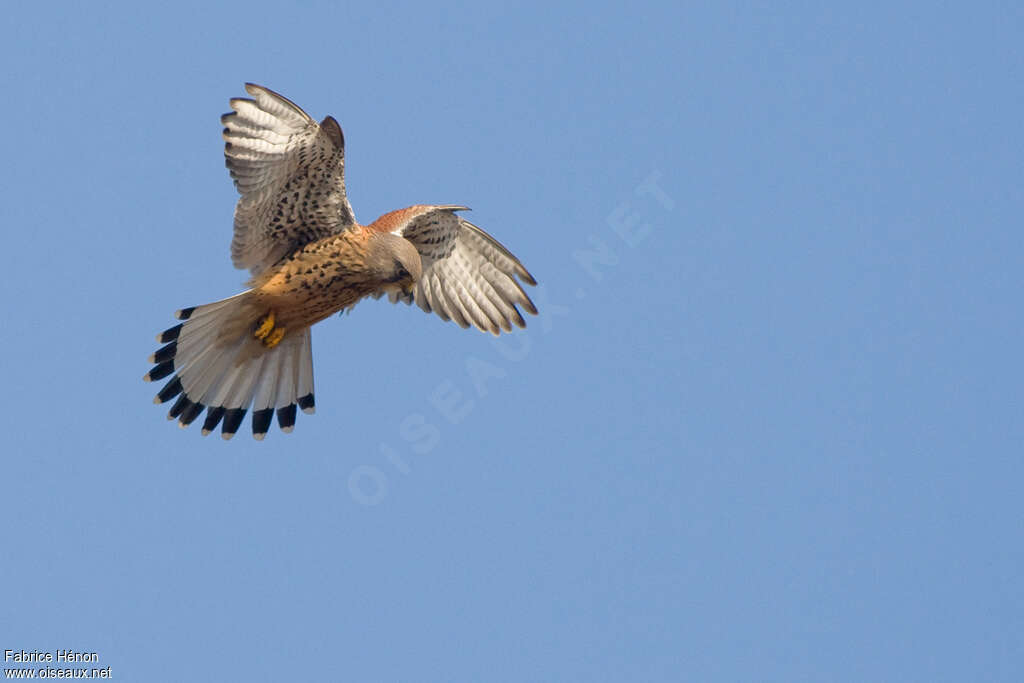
264,327,286,348
254,310,276,339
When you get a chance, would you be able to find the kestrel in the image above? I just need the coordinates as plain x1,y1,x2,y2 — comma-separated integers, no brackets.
145,84,537,439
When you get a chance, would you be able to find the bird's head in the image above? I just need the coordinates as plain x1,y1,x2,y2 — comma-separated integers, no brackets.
368,232,423,292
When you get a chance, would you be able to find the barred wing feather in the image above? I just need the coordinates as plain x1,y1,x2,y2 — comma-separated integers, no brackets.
384,206,537,335
222,83,356,274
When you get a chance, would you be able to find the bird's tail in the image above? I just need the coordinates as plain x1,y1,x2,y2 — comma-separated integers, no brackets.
144,292,315,439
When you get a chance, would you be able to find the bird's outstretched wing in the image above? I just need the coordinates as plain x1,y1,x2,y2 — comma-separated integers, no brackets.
222,83,356,274
373,205,537,335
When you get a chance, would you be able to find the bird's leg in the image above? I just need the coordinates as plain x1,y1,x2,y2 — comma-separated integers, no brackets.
253,310,276,339
253,311,286,348
264,327,286,348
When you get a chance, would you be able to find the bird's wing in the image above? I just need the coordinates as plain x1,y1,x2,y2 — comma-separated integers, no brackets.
377,205,537,335
222,83,356,274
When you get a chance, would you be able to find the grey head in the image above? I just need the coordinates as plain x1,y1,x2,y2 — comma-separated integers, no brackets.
367,232,424,290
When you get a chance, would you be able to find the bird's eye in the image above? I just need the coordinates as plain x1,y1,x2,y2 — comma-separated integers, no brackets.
386,261,410,283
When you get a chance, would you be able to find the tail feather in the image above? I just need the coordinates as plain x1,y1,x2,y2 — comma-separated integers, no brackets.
251,343,286,440
253,348,282,412
146,293,316,439
297,330,315,413
174,317,222,361
201,406,227,436
201,344,263,439
204,366,250,437
197,335,250,407
175,336,231,392
231,353,268,411
274,334,300,433
247,355,276,441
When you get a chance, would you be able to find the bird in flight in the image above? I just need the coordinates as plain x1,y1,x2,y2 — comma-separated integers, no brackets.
145,84,537,440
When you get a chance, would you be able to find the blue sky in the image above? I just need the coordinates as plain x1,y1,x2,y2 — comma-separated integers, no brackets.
2,2,1022,681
